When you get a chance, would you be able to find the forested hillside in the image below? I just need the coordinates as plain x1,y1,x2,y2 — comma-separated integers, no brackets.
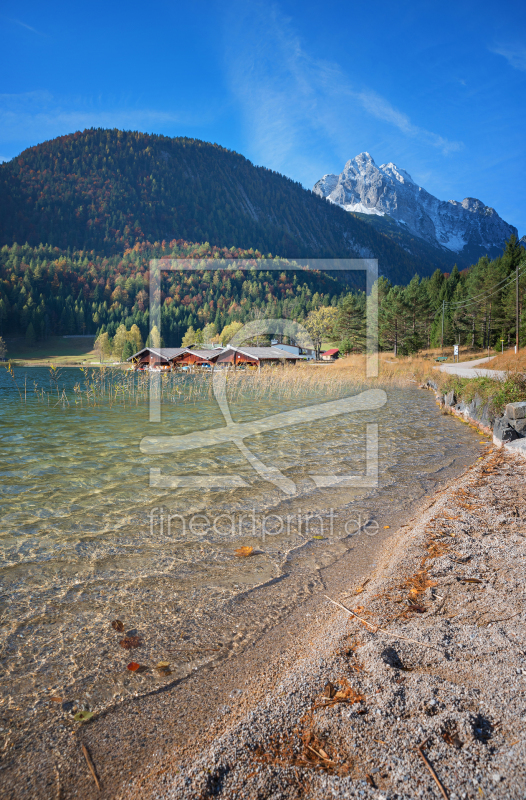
0,239,350,348
372,236,525,354
0,235,523,355
0,128,437,286
0,130,523,357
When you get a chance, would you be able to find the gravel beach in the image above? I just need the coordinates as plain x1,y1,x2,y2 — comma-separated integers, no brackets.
126,445,526,800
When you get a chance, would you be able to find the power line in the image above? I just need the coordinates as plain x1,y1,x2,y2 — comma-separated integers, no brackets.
445,262,526,308
444,260,526,311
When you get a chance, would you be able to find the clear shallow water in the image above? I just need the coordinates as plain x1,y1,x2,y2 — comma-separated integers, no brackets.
0,367,483,724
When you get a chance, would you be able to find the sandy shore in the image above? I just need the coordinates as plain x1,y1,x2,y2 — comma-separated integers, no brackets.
120,445,526,800
3,439,524,799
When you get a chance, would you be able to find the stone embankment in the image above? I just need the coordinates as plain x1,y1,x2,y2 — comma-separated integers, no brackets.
423,380,526,460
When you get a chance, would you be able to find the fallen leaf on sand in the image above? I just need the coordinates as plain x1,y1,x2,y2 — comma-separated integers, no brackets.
156,661,172,676
235,546,254,557
323,681,336,698
111,620,125,632
74,711,94,722
312,535,324,539
49,696,63,703
354,579,370,595
119,636,142,650
407,600,426,613
127,662,141,671
383,526,390,529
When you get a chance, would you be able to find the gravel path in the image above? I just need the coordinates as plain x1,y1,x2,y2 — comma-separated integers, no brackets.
435,355,506,380
128,447,526,800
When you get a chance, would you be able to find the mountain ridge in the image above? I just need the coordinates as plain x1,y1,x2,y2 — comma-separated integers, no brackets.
0,129,434,287
313,152,517,268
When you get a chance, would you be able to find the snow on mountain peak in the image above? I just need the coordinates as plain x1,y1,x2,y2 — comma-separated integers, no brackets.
313,155,517,257
380,162,415,186
355,151,375,163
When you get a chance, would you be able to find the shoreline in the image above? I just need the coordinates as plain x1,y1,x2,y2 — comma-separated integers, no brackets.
2,383,521,799
127,444,526,800
0,408,486,800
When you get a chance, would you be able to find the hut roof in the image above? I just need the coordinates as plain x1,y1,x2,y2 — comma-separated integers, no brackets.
187,349,224,360
225,346,298,360
127,344,301,364
127,347,188,362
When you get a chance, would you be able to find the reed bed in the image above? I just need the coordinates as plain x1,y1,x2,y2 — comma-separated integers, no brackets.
6,352,523,411
3,362,375,410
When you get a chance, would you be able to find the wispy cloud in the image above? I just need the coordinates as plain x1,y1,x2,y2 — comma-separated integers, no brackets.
224,2,462,185
9,18,47,36
490,43,526,72
0,91,200,151
351,89,462,155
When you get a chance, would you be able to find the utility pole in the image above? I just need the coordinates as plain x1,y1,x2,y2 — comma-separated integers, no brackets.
517,261,520,354
441,300,445,351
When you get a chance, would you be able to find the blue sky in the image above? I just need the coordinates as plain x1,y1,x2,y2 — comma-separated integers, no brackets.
2,0,525,234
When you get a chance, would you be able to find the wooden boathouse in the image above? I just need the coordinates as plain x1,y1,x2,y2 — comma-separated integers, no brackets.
127,344,303,370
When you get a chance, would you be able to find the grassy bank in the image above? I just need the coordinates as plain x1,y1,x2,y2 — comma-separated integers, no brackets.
2,336,104,366
437,371,526,414
333,349,526,415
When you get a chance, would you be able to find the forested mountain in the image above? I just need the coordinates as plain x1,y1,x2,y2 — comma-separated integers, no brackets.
0,130,523,356
0,129,440,286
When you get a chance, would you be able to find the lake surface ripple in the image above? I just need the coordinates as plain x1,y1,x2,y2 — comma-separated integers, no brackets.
0,367,482,723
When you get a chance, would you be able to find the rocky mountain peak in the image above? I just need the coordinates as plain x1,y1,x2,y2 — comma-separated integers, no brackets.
313,155,517,260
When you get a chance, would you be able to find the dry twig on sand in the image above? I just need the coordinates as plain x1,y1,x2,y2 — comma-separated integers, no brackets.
81,744,101,792
324,595,442,651
416,738,449,800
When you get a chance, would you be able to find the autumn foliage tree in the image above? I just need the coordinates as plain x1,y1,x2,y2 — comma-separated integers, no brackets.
305,306,339,358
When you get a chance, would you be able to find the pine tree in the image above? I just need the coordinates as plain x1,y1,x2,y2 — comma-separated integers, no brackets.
402,276,431,352
25,322,36,347
379,286,407,355
122,340,134,361
334,292,366,352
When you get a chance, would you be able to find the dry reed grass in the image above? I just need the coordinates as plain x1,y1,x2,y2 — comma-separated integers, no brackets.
9,347,524,410
480,348,526,372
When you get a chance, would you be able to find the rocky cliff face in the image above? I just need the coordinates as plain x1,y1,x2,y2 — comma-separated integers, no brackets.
314,153,517,260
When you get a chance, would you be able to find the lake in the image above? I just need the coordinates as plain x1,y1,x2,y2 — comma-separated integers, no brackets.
0,366,483,725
